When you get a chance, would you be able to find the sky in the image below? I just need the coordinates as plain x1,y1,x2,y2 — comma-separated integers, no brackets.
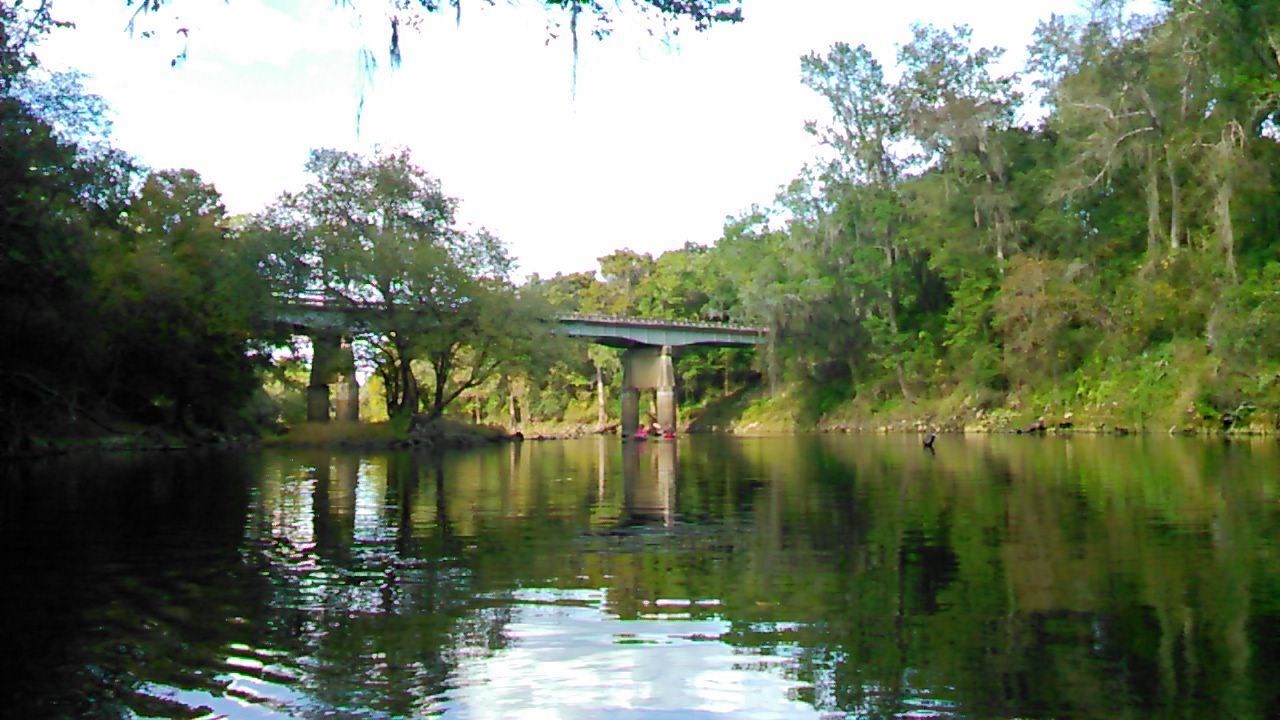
36,0,1099,279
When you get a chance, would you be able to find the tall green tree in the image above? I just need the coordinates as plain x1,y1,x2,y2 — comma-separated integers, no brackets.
801,41,930,397
259,148,543,419
94,170,268,428
897,23,1021,266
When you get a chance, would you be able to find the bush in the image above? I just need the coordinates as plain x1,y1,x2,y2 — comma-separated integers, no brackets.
994,257,1097,387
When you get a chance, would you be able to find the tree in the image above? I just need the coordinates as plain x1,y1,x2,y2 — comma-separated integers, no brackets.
0,92,103,434
94,170,269,428
0,0,60,91
1031,2,1230,260
258,148,544,420
596,248,657,315
413,279,554,421
897,23,1021,266
801,42,922,397
1174,0,1280,281
0,8,149,438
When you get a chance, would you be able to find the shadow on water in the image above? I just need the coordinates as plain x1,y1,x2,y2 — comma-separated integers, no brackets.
0,435,1277,718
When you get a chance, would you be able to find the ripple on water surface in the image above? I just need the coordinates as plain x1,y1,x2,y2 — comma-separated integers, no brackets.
438,587,823,720
3,437,1277,719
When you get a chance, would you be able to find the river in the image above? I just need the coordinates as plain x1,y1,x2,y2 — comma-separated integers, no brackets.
1,435,1277,718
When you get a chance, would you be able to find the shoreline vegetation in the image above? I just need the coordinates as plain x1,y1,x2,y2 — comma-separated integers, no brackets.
6,5,1280,459
9,380,1276,461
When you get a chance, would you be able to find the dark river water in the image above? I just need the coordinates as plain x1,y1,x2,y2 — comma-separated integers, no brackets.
2,435,1278,719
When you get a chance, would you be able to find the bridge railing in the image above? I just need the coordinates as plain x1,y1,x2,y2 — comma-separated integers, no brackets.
555,313,767,335
273,297,768,339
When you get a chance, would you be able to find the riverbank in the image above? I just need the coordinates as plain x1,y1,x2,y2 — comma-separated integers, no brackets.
3,422,258,460
682,376,1278,437
4,415,520,460
512,347,1276,438
264,416,515,451
10,374,1274,461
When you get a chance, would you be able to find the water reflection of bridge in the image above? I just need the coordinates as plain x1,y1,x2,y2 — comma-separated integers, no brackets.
620,441,678,527
12,438,1274,718
268,438,684,555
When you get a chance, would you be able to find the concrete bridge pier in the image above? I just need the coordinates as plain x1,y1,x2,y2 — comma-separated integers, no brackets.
333,336,359,422
306,332,334,422
306,387,331,423
620,345,676,435
655,346,676,434
307,333,360,422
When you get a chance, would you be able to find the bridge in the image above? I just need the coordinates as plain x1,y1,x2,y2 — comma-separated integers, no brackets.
275,300,766,436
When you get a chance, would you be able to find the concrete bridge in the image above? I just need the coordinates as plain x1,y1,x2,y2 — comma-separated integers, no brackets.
275,300,766,435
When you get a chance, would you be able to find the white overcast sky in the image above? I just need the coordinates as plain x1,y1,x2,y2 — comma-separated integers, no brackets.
37,0,1111,278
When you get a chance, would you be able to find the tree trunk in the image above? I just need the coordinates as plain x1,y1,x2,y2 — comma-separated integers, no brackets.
1216,173,1237,282
985,174,1008,265
427,358,449,420
1167,151,1181,250
1145,155,1162,257
507,377,522,431
379,362,399,418
894,359,912,402
1214,123,1244,282
882,242,913,401
595,363,607,429
767,338,779,397
400,361,418,417
386,334,418,418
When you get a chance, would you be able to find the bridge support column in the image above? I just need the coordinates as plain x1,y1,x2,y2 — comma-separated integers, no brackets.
308,333,338,422
333,337,359,422
307,385,331,422
620,347,654,437
308,333,359,422
621,346,675,437
655,345,676,434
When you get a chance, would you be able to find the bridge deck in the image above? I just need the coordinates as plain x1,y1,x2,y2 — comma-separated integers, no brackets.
272,301,767,348
554,314,765,348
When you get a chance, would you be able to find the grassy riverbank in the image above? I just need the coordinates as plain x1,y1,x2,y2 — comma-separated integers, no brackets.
686,343,1279,436
4,414,518,460
265,416,514,451
16,346,1269,460
4,419,257,459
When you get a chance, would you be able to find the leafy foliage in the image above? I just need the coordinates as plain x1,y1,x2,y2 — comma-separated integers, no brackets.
520,2,1280,429
255,148,548,420
0,33,269,438
11,0,1280,439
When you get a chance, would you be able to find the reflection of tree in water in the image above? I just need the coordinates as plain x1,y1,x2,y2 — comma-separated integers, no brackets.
694,436,1280,719
2,438,1277,718
244,451,516,717
0,452,264,717
0,449,521,718
512,435,1277,719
